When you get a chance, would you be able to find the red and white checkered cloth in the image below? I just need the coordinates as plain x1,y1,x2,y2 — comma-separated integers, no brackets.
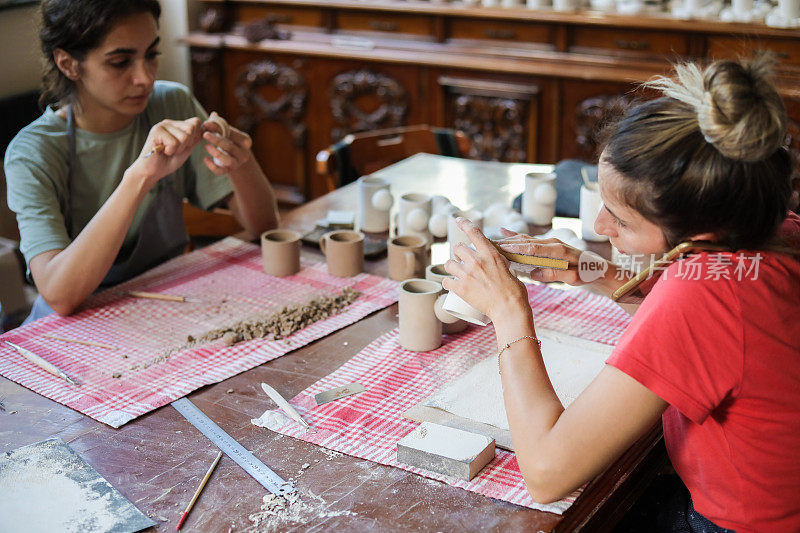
257,283,632,514
0,238,398,427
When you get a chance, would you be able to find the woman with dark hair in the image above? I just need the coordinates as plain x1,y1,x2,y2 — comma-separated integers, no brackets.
5,0,279,320
445,54,800,531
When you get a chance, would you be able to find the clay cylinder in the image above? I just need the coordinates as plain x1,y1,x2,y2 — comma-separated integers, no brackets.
425,264,468,334
358,176,392,233
388,235,430,281
397,193,432,243
261,229,301,277
320,230,364,277
399,279,443,352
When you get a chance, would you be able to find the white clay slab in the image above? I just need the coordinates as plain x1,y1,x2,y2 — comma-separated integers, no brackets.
397,422,495,481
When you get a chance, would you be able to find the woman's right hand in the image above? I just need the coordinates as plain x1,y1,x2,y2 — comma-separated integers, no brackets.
128,117,204,187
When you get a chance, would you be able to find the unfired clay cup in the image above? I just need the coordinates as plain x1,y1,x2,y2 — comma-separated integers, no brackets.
399,279,443,352
261,229,301,277
388,235,430,281
320,230,364,277
441,290,491,326
425,264,468,334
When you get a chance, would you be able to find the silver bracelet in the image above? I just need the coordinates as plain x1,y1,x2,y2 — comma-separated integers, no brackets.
497,335,541,375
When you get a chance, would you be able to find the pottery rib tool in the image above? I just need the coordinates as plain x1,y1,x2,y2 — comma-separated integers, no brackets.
176,451,222,531
42,334,118,350
261,382,314,432
4,341,81,386
315,382,366,405
127,291,199,303
490,240,569,270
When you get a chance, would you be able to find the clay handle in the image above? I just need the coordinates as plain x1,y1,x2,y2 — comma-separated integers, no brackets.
434,293,459,324
319,235,328,255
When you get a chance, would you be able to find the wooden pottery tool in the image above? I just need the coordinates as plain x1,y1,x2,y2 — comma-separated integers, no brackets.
314,383,366,405
261,382,314,432
176,451,223,530
42,334,117,350
143,144,165,159
4,341,81,386
489,240,569,270
126,291,198,303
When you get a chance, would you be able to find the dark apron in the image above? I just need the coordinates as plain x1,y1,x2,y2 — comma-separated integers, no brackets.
24,106,189,323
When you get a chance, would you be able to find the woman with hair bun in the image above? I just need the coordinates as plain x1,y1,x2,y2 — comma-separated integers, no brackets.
445,54,799,531
5,0,279,320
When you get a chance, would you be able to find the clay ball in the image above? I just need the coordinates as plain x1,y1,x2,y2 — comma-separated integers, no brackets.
533,183,557,204
431,195,452,213
371,189,394,211
483,202,512,227
428,213,449,238
407,208,430,232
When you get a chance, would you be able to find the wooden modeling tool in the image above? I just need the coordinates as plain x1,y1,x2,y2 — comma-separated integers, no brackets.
261,382,314,432
143,144,165,159
4,341,81,386
127,291,197,303
490,240,569,270
176,451,223,531
42,334,117,350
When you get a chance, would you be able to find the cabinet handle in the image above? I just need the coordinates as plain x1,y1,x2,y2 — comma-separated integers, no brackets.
613,39,649,51
369,20,399,32
485,29,518,40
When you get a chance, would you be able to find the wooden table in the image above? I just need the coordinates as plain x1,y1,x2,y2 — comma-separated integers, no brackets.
0,154,666,532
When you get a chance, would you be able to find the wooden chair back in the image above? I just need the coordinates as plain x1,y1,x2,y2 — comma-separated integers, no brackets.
316,125,471,190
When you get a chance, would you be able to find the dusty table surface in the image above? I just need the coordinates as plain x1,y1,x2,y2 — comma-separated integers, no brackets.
0,154,666,532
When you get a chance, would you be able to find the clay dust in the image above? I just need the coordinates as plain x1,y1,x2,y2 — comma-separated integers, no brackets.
190,287,361,346
243,491,356,532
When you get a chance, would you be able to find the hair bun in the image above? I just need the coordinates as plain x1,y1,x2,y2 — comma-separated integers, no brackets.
698,55,786,162
646,53,787,162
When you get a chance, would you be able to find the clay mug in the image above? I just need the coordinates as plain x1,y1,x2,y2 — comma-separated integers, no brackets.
397,193,432,243
426,264,469,334
399,279,443,352
358,176,393,233
388,235,430,281
320,230,364,277
447,210,484,258
261,229,301,277
522,172,557,226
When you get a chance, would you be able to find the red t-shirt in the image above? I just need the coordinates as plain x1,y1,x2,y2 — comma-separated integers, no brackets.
607,213,800,532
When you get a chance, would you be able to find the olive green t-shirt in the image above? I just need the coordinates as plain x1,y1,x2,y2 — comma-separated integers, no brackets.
4,81,233,270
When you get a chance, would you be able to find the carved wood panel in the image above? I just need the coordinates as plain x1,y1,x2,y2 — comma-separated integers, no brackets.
574,93,635,162
439,76,539,162
233,59,309,200
328,69,408,142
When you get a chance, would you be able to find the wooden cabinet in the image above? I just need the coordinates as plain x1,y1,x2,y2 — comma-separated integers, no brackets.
187,0,800,203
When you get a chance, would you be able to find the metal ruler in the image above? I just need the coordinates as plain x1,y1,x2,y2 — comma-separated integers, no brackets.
172,397,294,496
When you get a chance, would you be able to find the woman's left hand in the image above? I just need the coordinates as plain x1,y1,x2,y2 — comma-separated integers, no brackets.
201,112,253,174
443,218,531,323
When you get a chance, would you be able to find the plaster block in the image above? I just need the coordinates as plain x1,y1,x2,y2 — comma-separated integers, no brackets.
396,422,495,481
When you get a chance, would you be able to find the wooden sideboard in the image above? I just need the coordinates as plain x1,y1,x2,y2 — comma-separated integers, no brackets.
185,0,800,203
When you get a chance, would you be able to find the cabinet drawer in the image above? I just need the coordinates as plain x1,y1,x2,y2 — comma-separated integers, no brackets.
235,5,323,28
449,18,552,45
569,27,689,57
337,11,434,37
708,37,800,68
